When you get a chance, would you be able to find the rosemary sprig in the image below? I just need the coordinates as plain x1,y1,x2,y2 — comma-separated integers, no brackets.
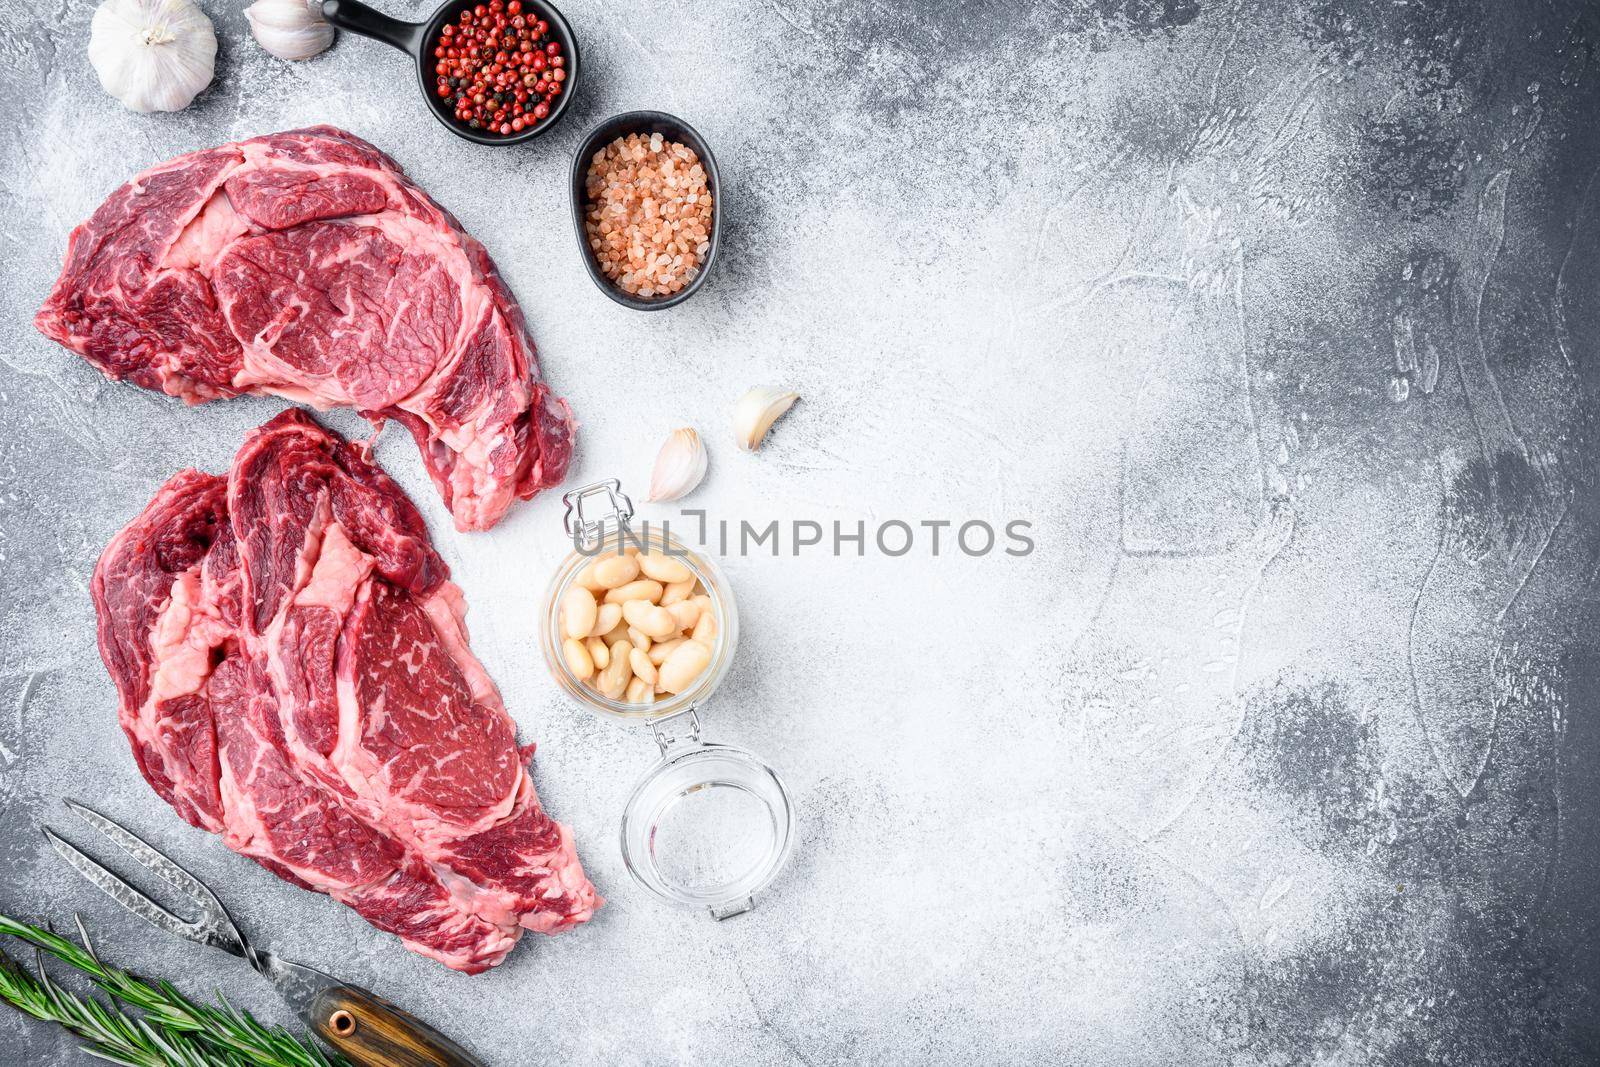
0,914,346,1067
0,945,224,1066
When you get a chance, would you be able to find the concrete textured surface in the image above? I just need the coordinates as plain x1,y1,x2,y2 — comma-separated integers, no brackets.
2,0,1600,1063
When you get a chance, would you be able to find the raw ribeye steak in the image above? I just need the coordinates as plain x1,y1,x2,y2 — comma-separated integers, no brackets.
93,410,598,972
37,125,572,532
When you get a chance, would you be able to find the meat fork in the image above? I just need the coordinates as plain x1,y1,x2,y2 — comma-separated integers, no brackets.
43,800,484,1067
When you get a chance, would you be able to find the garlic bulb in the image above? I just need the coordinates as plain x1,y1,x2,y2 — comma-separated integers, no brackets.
89,0,216,113
648,428,708,502
733,387,799,452
246,0,335,61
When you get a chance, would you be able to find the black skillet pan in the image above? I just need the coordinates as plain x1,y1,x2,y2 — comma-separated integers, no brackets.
321,0,579,145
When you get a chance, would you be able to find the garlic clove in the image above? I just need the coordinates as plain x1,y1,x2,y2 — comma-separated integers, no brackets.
733,387,799,452
648,428,708,502
245,0,335,62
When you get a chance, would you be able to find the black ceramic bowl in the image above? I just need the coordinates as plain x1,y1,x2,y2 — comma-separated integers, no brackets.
322,0,579,145
570,111,721,311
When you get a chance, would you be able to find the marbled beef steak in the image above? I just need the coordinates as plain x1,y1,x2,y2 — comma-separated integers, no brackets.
92,410,599,972
36,126,573,532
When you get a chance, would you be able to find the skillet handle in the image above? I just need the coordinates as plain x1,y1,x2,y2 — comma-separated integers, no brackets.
321,0,428,55
308,983,484,1067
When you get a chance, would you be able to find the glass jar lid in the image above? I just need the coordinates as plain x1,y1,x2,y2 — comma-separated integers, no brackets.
620,710,796,918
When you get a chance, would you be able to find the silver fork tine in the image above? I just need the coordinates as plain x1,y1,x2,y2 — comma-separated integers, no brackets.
51,800,253,963
62,800,231,926
42,827,198,943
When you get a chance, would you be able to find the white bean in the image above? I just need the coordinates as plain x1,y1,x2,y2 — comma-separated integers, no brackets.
628,648,659,686
648,637,684,666
623,599,677,638
659,639,712,694
661,579,695,605
574,562,607,592
592,554,640,589
627,625,652,652
604,579,663,604
562,637,594,681
691,609,717,646
597,639,634,698
624,676,653,703
666,599,702,632
585,635,610,670
589,602,622,638
562,587,597,640
637,552,692,584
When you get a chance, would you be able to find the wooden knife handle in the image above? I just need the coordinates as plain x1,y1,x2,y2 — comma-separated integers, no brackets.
309,984,484,1067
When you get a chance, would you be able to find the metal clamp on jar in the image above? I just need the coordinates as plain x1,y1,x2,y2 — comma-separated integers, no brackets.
540,480,795,919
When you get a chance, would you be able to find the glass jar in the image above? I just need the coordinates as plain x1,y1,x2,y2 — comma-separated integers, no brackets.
540,514,738,722
539,480,796,919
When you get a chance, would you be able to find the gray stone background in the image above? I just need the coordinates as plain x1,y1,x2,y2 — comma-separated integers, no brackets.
2,0,1599,1063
